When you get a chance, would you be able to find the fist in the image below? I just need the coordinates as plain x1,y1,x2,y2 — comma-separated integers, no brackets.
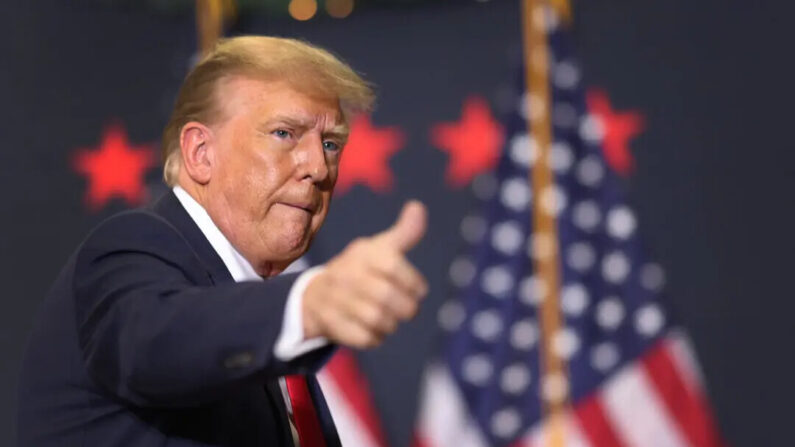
302,201,429,348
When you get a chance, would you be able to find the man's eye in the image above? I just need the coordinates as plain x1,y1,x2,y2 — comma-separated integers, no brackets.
323,141,340,151
272,129,290,138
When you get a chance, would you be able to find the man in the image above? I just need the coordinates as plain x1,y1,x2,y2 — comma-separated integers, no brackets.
18,36,428,446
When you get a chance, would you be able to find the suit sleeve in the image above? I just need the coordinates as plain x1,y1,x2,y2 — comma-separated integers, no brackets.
72,211,333,407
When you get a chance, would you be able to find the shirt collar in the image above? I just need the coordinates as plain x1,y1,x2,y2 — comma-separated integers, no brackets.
172,186,263,282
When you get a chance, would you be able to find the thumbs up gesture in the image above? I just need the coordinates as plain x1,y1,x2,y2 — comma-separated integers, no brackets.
302,201,429,348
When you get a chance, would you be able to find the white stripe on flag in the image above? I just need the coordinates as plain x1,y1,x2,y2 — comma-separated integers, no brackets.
664,330,705,391
415,363,489,447
318,370,381,447
600,360,690,447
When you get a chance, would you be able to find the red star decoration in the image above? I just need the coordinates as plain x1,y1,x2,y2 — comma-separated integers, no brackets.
586,88,646,176
335,115,405,196
431,96,504,188
72,123,156,211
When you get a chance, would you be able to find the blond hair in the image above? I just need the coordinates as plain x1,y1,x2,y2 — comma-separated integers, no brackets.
161,35,375,186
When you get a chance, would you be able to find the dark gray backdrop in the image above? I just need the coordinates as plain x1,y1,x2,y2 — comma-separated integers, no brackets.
2,1,794,445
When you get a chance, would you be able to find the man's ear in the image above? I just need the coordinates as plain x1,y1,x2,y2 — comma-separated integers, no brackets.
179,122,214,185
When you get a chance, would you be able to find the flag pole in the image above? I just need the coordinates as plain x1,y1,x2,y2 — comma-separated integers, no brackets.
521,0,571,445
196,0,237,56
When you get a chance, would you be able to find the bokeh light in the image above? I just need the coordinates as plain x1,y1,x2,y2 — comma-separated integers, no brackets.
288,0,317,21
326,0,354,18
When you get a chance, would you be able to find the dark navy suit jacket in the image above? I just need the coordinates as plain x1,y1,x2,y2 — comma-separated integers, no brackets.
17,191,340,446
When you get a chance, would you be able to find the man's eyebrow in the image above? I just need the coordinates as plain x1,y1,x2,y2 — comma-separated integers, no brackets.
261,116,348,137
262,115,312,129
324,124,350,141
260,116,348,144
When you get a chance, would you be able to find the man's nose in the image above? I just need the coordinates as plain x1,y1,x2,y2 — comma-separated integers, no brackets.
297,133,330,183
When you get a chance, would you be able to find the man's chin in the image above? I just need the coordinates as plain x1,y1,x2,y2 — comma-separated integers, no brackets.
251,224,317,273
265,238,311,270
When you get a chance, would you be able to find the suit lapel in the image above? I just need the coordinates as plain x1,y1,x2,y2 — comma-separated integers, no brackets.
151,191,234,285
307,375,342,447
266,380,297,447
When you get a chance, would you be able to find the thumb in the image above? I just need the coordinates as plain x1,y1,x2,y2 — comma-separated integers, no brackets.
375,200,428,252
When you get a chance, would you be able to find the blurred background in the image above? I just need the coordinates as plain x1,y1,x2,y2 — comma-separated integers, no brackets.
2,0,795,446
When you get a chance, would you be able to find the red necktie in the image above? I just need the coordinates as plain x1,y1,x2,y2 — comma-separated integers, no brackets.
285,375,327,447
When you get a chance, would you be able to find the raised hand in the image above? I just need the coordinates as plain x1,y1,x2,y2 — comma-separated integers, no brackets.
302,200,429,348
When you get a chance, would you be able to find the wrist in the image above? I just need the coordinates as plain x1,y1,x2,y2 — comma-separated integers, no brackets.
302,277,323,340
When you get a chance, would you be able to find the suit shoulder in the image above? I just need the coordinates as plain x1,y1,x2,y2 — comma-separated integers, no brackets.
75,209,208,278
81,209,185,253
75,207,217,288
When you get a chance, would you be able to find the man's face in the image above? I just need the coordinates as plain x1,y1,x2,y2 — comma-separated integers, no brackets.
202,76,347,276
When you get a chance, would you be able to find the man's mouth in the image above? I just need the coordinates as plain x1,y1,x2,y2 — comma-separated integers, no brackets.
278,202,316,213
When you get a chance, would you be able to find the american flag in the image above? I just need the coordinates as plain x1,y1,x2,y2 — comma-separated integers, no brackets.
412,4,725,447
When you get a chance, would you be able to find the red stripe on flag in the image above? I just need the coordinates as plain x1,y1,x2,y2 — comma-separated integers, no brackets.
326,349,390,447
574,393,627,447
410,432,430,447
641,341,726,447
